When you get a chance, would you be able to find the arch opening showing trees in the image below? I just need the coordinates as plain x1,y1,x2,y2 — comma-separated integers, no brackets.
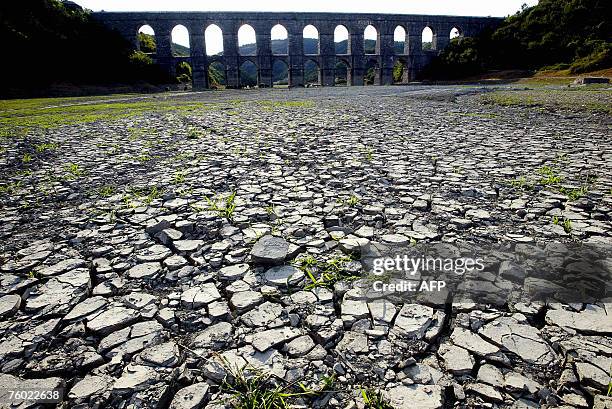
138,25,156,53
239,60,258,87
422,26,435,50
238,24,256,56
171,25,190,57
272,60,288,87
364,59,379,85
304,59,320,86
334,25,349,55
393,59,409,84
271,24,288,55
303,25,319,55
335,59,350,86
364,25,377,55
208,61,225,88
394,26,406,55
176,61,192,86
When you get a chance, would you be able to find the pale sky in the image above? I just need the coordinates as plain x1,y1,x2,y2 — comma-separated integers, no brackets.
78,0,537,54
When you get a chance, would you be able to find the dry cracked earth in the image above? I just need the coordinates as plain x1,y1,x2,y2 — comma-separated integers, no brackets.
0,85,611,409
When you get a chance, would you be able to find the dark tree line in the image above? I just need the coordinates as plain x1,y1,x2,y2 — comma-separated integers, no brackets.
0,0,169,95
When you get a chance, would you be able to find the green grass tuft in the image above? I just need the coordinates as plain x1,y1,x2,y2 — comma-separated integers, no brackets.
294,254,359,289
361,389,393,409
206,191,237,220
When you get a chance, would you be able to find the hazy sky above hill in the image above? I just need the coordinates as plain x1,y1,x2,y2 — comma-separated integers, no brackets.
76,0,538,54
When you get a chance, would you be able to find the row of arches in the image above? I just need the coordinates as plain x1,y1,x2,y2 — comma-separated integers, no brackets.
174,57,411,89
138,24,463,57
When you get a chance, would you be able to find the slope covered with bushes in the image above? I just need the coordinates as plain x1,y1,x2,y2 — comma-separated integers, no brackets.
427,0,611,78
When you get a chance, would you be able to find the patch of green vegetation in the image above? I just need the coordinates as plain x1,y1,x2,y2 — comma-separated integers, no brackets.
265,204,277,217
509,176,534,190
482,89,612,115
294,254,358,289
607,363,611,396
482,93,540,108
358,145,374,162
16,169,32,177
35,142,58,153
346,195,360,207
65,163,84,178
21,153,32,163
337,194,361,207
221,363,334,409
98,185,115,198
187,127,204,139
173,171,187,185
225,369,295,409
537,166,563,185
552,216,573,233
136,154,153,162
232,145,248,157
0,97,209,136
518,76,576,86
257,100,315,109
143,186,163,205
205,191,237,220
128,127,145,141
122,185,163,208
559,185,589,201
361,389,393,409
0,181,23,196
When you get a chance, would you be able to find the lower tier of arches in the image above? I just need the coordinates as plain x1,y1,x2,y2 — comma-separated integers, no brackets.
156,54,432,90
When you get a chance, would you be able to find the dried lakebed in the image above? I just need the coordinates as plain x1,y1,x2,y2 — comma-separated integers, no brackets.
0,85,611,408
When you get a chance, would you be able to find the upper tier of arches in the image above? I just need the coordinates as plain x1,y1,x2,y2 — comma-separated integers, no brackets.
134,21,470,57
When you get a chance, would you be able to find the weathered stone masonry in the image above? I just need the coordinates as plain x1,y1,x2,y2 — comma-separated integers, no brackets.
93,11,502,90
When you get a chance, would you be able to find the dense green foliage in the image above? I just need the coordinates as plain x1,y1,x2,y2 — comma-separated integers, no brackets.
0,0,171,95
427,0,611,78
138,33,156,53
176,62,192,83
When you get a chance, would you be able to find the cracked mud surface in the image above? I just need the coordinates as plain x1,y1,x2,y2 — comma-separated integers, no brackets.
0,85,611,408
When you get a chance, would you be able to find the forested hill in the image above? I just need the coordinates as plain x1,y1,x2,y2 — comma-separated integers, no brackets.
0,0,169,96
428,0,611,78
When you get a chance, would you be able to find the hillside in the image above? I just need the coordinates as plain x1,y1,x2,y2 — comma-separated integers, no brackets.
0,0,170,96
427,0,611,79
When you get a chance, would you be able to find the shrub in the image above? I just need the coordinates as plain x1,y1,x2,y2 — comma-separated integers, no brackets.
570,41,612,73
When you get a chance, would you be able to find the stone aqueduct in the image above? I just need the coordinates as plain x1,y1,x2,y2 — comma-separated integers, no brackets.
93,12,502,90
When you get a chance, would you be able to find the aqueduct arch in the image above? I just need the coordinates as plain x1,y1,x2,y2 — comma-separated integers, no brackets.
94,11,501,90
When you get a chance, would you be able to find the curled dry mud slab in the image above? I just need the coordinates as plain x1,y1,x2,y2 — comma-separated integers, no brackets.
0,85,611,408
